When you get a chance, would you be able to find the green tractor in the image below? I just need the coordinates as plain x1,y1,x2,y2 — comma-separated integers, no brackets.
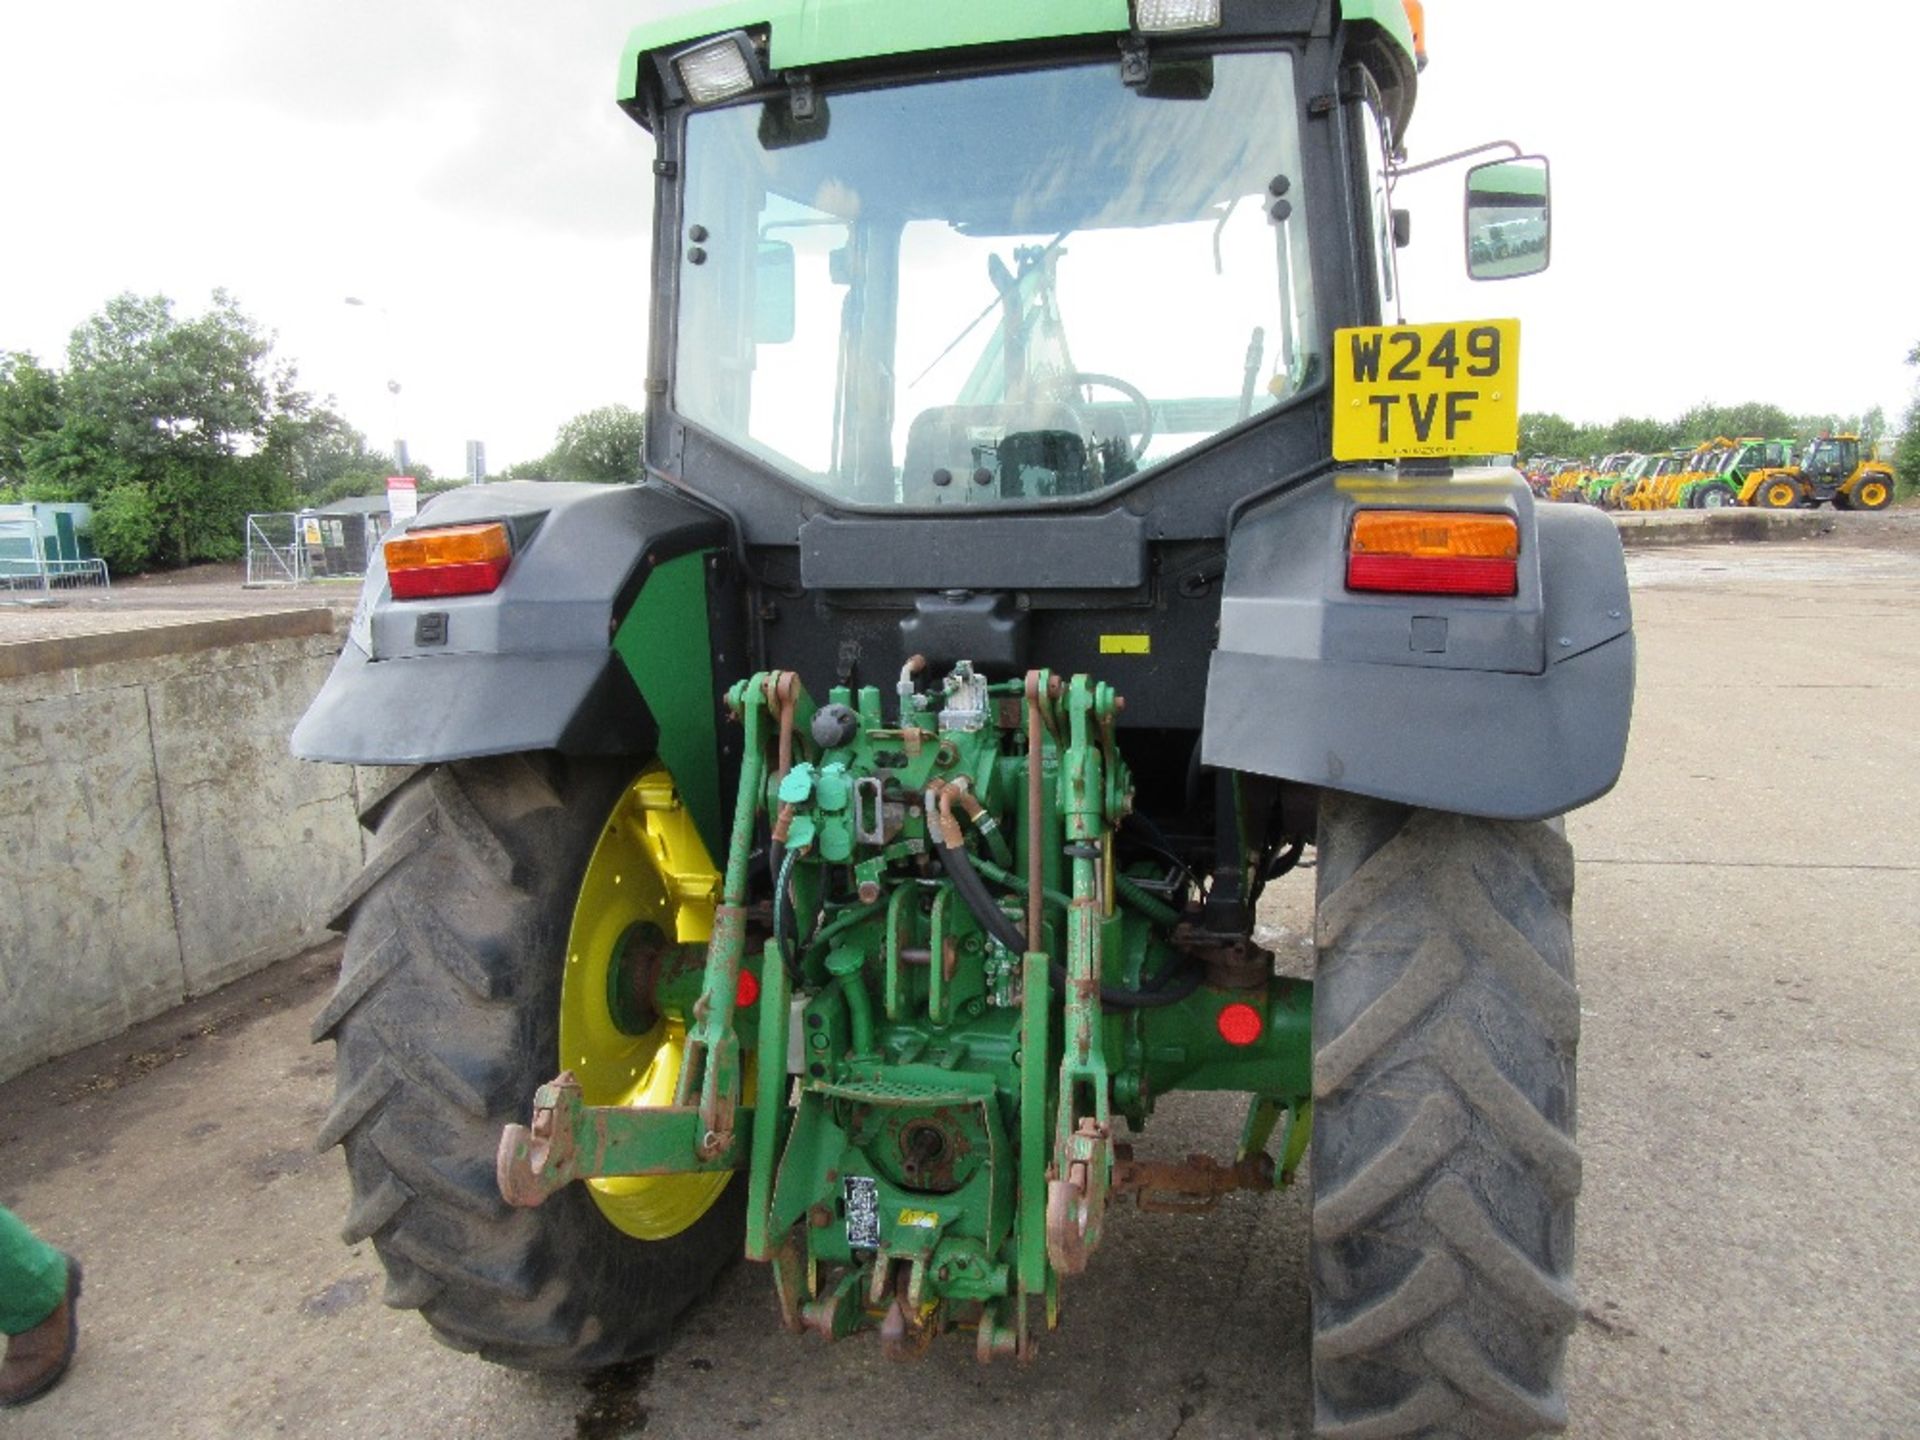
295,4,1631,1437
1687,437,1790,509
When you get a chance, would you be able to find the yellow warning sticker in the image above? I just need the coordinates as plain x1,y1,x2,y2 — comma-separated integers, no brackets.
897,1208,940,1230
1098,634,1151,655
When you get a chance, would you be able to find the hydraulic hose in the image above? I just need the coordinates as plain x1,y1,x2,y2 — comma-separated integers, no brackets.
770,843,802,982
1113,874,1182,930
927,787,1028,955
974,857,1070,914
927,791,1199,1010
946,778,1015,871
809,897,887,951
980,850,1181,930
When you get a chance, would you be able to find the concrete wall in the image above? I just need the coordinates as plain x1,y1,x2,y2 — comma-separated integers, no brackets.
0,612,391,1082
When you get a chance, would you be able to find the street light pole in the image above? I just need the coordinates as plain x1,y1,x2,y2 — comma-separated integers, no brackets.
343,296,407,473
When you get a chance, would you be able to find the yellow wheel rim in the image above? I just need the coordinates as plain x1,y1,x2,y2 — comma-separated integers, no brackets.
1765,482,1796,508
1859,481,1889,508
560,763,734,1240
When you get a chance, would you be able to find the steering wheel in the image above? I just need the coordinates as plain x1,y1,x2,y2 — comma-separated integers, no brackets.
1068,372,1154,462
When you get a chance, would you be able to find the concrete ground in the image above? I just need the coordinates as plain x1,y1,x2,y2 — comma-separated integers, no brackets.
0,561,358,644
3,538,1918,1439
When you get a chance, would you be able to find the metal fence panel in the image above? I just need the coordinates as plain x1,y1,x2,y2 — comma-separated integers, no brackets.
0,517,110,599
245,513,308,587
246,511,380,587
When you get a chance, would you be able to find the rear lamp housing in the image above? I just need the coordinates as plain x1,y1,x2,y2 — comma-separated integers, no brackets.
1347,510,1520,597
384,522,513,600
672,34,757,105
1133,0,1222,32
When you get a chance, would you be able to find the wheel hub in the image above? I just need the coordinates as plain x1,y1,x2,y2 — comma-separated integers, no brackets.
559,764,732,1240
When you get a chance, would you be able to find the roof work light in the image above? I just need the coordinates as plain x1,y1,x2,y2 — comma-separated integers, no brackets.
1132,0,1222,33
672,33,758,104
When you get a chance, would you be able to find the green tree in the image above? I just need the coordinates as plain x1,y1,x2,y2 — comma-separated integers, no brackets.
1672,401,1796,443
89,484,161,574
265,405,403,504
546,404,646,484
1518,412,1582,458
1600,416,1676,454
1895,344,1920,498
15,290,314,569
0,352,64,490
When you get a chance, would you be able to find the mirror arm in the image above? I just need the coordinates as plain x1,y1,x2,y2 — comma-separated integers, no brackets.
1389,139,1524,181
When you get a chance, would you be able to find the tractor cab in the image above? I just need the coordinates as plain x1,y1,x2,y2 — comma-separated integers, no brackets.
1802,434,1859,482
672,49,1317,507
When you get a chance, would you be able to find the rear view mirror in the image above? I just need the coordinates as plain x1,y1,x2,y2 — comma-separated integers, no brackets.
1465,156,1550,280
754,239,795,344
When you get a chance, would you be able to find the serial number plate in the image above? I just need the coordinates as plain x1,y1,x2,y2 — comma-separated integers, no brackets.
1331,319,1520,461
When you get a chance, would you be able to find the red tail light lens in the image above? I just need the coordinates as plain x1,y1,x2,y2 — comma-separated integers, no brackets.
385,523,512,599
1347,510,1519,597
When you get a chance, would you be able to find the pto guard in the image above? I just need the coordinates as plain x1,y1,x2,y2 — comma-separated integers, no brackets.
290,481,723,766
1201,469,1633,820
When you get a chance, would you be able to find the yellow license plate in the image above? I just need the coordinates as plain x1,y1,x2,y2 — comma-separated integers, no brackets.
1331,319,1520,461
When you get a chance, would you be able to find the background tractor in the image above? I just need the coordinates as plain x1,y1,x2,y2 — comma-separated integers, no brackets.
1795,433,1895,510
1704,436,1791,508
295,4,1631,1437
1739,433,1892,510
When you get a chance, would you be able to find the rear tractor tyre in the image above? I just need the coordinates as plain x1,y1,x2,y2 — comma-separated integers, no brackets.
312,754,744,1370
1697,482,1736,509
1309,794,1580,1439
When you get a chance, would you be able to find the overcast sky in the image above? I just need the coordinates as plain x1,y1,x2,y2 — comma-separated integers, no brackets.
2,2,1916,475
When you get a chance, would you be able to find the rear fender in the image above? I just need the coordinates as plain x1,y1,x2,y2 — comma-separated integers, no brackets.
291,481,727,774
1201,469,1633,819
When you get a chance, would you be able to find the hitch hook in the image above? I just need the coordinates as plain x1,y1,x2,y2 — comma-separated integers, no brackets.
496,1071,583,1208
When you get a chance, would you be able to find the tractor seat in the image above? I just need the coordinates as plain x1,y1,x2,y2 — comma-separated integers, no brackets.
901,402,1089,505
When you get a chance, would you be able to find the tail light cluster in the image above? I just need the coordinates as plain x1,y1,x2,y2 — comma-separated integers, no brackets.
384,522,513,600
1346,510,1519,597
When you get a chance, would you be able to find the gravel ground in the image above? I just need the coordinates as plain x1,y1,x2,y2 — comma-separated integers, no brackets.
2,538,1916,1439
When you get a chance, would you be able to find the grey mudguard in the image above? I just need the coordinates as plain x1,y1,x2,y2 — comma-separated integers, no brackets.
291,481,723,765
1201,469,1634,819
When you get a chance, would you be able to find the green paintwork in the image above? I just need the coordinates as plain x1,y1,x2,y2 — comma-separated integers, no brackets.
504,1078,751,1198
676,674,777,1160
1017,950,1052,1294
619,0,1131,101
612,550,723,860
1339,0,1417,62
513,658,1315,1350
1130,981,1311,1106
746,938,792,1260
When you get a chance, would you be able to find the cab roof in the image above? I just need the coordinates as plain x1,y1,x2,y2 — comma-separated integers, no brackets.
618,0,1130,100
618,1,1420,115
